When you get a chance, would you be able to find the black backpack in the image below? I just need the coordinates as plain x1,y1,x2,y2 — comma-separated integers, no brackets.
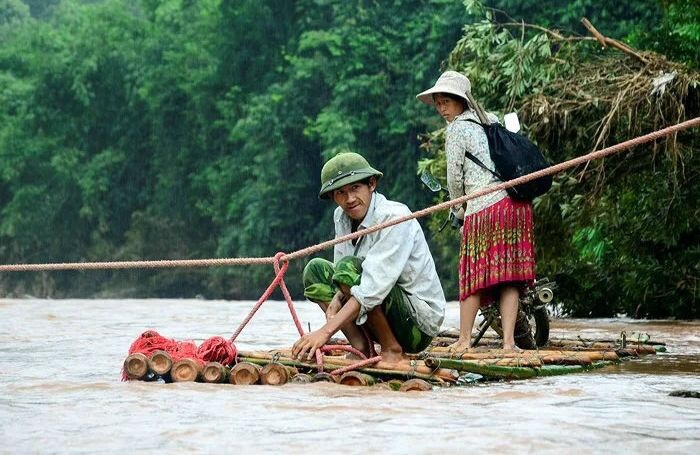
462,118,552,201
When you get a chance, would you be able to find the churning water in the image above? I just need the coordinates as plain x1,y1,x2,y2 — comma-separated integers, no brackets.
1,298,698,454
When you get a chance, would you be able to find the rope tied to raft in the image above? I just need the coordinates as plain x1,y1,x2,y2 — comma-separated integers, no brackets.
229,252,381,375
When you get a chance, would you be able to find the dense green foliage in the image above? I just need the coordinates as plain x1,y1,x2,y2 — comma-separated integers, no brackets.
0,0,470,298
484,0,661,38
419,0,699,318
0,0,697,318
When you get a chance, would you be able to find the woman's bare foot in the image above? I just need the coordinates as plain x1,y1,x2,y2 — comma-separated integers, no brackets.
502,343,523,352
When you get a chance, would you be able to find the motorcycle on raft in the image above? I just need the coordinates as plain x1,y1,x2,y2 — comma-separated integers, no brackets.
421,172,555,349
473,277,555,349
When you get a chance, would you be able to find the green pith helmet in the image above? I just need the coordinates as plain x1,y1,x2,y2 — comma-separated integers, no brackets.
319,152,383,199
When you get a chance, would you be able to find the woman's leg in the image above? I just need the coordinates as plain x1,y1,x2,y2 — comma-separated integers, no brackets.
499,285,520,350
449,292,481,351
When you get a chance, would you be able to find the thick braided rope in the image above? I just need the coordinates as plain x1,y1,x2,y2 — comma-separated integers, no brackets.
0,117,697,273
0,256,273,272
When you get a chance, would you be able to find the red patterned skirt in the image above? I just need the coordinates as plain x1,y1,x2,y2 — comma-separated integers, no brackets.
459,196,536,305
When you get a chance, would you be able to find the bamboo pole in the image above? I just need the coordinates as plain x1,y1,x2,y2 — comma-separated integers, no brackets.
201,362,228,383
123,353,149,380
239,356,456,383
238,351,459,382
424,357,538,380
339,371,376,386
535,365,585,377
148,350,173,376
622,344,657,355
229,362,261,385
425,347,606,366
615,348,641,357
171,358,202,382
399,378,433,392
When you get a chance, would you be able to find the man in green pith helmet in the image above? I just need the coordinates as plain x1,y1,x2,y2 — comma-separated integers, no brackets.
291,152,446,364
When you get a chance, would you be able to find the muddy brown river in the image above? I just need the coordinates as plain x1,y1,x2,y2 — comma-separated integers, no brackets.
1,298,698,453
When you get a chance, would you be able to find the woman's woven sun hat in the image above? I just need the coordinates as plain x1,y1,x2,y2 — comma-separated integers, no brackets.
416,70,472,105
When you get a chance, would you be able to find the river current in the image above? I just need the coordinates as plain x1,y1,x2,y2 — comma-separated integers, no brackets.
1,298,698,454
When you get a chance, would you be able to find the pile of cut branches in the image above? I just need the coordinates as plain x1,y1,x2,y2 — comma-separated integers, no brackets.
419,14,699,318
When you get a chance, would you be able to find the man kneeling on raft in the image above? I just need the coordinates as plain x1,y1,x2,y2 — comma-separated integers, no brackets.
292,152,446,364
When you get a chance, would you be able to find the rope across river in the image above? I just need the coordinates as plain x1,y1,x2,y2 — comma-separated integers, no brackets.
10,117,696,379
1,117,697,273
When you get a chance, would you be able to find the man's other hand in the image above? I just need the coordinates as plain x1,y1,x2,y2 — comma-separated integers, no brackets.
291,330,331,360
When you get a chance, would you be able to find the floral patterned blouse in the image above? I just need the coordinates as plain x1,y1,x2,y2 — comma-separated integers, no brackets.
445,110,508,216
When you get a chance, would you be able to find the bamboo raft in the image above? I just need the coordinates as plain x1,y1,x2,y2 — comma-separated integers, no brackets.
122,332,665,390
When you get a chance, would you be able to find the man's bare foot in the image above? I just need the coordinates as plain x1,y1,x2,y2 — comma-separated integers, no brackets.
447,339,472,353
344,352,365,360
379,349,407,365
502,343,523,352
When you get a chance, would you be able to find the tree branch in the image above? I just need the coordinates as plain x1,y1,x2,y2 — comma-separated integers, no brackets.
581,18,650,64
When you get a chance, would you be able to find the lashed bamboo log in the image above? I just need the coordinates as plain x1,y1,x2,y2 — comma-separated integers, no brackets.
148,350,173,376
312,372,339,383
123,353,149,380
260,363,291,385
201,362,228,383
229,362,261,385
289,373,313,384
171,358,202,382
424,347,605,365
535,365,585,377
399,378,433,392
615,348,641,357
621,344,657,355
424,357,538,379
339,371,376,386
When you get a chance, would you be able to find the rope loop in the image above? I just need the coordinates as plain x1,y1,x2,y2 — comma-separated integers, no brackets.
272,252,289,273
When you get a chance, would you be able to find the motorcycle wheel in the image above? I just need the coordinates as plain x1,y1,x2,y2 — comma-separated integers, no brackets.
492,308,550,349
532,307,550,347
513,310,537,350
489,310,537,349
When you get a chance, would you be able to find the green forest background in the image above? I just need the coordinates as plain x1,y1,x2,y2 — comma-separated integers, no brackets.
1,0,698,318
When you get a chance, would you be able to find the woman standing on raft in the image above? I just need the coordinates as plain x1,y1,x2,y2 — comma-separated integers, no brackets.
417,71,536,351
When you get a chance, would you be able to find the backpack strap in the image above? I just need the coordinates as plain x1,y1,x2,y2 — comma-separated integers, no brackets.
460,118,504,182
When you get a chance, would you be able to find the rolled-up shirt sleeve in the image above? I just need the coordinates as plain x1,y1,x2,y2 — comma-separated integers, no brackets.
350,220,414,326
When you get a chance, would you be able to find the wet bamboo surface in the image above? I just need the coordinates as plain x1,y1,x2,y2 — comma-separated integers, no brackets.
123,332,661,388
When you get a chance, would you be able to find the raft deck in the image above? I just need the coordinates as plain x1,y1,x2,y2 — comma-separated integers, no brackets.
123,331,665,390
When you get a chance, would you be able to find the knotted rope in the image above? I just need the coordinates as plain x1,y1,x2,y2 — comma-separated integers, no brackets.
228,253,382,373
